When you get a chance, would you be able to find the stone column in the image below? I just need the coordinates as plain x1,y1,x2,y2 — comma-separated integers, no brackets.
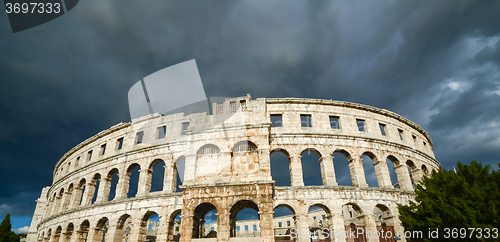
373,160,393,188
69,187,83,209
82,182,96,206
395,164,413,191
137,169,152,196
260,149,272,178
320,156,338,186
156,212,168,242
53,196,62,215
96,177,111,203
217,209,230,242
60,191,71,212
180,212,194,242
259,208,274,242
104,224,122,242
411,168,424,185
128,219,146,242
362,214,378,242
163,163,175,192
183,154,197,183
296,212,310,242
289,155,304,187
348,157,368,188
115,174,130,199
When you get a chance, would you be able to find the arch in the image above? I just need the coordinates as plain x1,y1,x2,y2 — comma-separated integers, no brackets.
342,202,366,241
232,140,258,153
406,160,416,189
301,149,323,186
308,204,331,239
107,168,119,201
197,144,220,155
192,203,218,239
273,204,296,216
167,209,182,242
77,220,90,242
361,154,378,187
67,183,74,192
127,164,141,198
422,164,429,175
230,200,260,238
53,226,62,242
113,214,132,242
386,156,400,188
174,156,186,192
150,159,166,192
92,217,109,242
308,203,331,215
46,228,52,242
332,150,352,186
273,204,295,239
64,223,74,241
386,155,400,166
374,204,397,239
270,148,290,157
90,173,101,204
270,149,291,186
77,178,86,206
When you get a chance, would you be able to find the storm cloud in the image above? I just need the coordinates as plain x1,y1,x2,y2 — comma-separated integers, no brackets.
1,0,499,229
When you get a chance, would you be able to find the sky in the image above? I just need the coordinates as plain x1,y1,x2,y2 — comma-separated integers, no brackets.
1,0,500,233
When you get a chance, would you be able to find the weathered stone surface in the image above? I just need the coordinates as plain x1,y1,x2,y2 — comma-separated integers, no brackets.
27,96,440,242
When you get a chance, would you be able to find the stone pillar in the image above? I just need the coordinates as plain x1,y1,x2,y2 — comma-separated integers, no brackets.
128,219,146,242
362,214,378,242
163,163,175,192
411,168,424,185
180,212,193,242
373,160,393,188
320,156,338,186
259,208,274,242
104,224,122,242
82,182,96,206
289,155,304,187
60,191,71,212
69,187,83,209
137,169,152,196
260,149,272,178
115,174,130,199
85,228,99,242
96,177,111,203
395,164,413,191
156,213,168,242
296,212,310,242
183,154,197,183
348,157,368,188
53,196,62,215
217,209,230,242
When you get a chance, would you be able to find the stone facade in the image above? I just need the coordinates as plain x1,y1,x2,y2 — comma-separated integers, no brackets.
27,95,440,242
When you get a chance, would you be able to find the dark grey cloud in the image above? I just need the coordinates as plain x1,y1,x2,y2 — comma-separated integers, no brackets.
1,0,500,229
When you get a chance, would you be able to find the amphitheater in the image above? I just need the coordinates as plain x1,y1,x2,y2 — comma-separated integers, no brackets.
26,95,440,242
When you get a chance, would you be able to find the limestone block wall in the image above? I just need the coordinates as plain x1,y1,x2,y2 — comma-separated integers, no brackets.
27,96,440,242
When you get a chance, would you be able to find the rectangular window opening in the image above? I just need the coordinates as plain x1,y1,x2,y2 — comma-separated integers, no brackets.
398,129,404,140
211,227,214,231
237,226,240,231
240,99,247,111
300,114,312,127
100,144,106,156
287,221,291,226
278,222,282,228
270,114,283,127
379,123,387,136
356,119,366,132
322,215,326,220
181,122,189,135
136,131,144,144
117,137,124,150
253,225,257,231
330,116,340,129
245,225,248,231
157,126,166,139
87,151,92,161
75,157,80,167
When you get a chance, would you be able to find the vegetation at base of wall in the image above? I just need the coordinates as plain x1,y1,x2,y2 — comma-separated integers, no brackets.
0,213,22,242
399,161,500,242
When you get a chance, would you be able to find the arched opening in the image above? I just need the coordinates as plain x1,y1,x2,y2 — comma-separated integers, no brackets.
232,141,260,175
78,179,86,206
174,157,186,192
167,210,182,242
386,156,400,189
39,231,44,242
91,217,109,241
115,214,132,242
332,150,352,186
107,168,119,201
127,164,141,198
374,204,396,242
77,220,90,242
406,160,416,189
90,173,101,204
144,212,160,242
150,159,166,192
53,226,62,242
230,200,260,238
273,205,295,241
56,188,64,214
64,223,74,241
422,165,429,175
192,203,218,239
342,203,366,242
301,149,323,186
270,149,291,186
361,152,378,187
45,229,51,242
308,204,331,240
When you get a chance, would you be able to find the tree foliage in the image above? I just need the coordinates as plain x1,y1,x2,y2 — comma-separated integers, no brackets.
399,161,500,242
0,214,22,242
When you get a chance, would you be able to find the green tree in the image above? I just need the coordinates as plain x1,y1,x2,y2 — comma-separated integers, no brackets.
399,161,500,242
0,214,21,242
